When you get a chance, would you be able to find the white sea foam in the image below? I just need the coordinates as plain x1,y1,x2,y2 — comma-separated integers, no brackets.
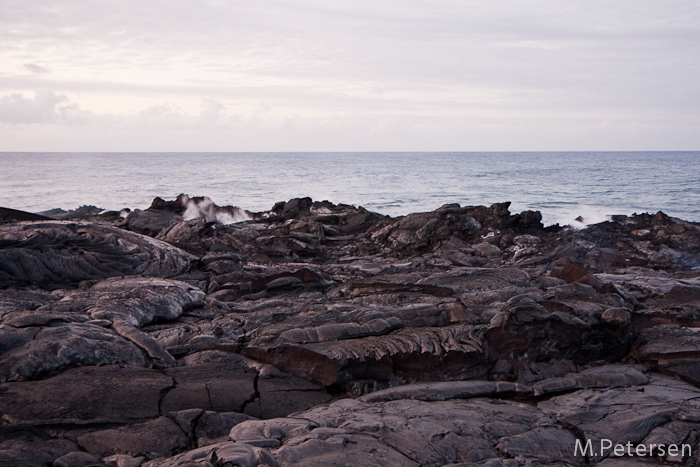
215,209,250,224
182,195,251,224
550,206,617,229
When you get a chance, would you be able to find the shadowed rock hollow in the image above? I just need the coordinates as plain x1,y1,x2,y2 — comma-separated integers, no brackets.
1,195,700,466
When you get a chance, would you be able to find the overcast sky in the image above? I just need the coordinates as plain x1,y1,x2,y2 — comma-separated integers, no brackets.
1,0,698,151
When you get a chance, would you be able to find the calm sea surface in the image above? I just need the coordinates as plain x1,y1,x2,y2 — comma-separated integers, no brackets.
1,152,699,226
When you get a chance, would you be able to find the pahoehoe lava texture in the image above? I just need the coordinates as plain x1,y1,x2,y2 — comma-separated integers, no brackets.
1,195,700,466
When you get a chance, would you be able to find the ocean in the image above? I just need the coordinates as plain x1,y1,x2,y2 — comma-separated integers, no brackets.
1,151,699,227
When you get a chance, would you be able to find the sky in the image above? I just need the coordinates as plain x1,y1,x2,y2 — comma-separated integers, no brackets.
0,0,699,152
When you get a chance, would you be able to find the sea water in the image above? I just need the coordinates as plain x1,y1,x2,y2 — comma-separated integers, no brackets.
1,151,699,226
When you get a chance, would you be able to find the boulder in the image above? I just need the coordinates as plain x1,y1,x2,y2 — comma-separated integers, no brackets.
0,222,195,288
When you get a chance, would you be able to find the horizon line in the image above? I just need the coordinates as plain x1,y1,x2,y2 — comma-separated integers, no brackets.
1,150,699,154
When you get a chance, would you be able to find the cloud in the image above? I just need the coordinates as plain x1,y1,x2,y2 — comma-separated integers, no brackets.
127,102,189,131
0,90,91,125
198,98,226,126
23,63,50,74
0,1,698,150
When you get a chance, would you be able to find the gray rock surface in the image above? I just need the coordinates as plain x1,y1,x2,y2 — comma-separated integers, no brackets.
0,221,195,288
1,196,700,465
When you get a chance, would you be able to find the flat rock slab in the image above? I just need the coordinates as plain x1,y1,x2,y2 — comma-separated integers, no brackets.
77,416,191,458
141,370,700,466
247,374,332,419
358,380,532,403
636,324,700,385
0,439,79,467
161,364,258,414
0,323,147,382
160,363,331,420
226,398,580,466
539,373,700,463
0,365,173,426
532,365,650,396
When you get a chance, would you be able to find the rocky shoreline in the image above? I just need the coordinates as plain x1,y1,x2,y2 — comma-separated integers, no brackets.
1,195,700,466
